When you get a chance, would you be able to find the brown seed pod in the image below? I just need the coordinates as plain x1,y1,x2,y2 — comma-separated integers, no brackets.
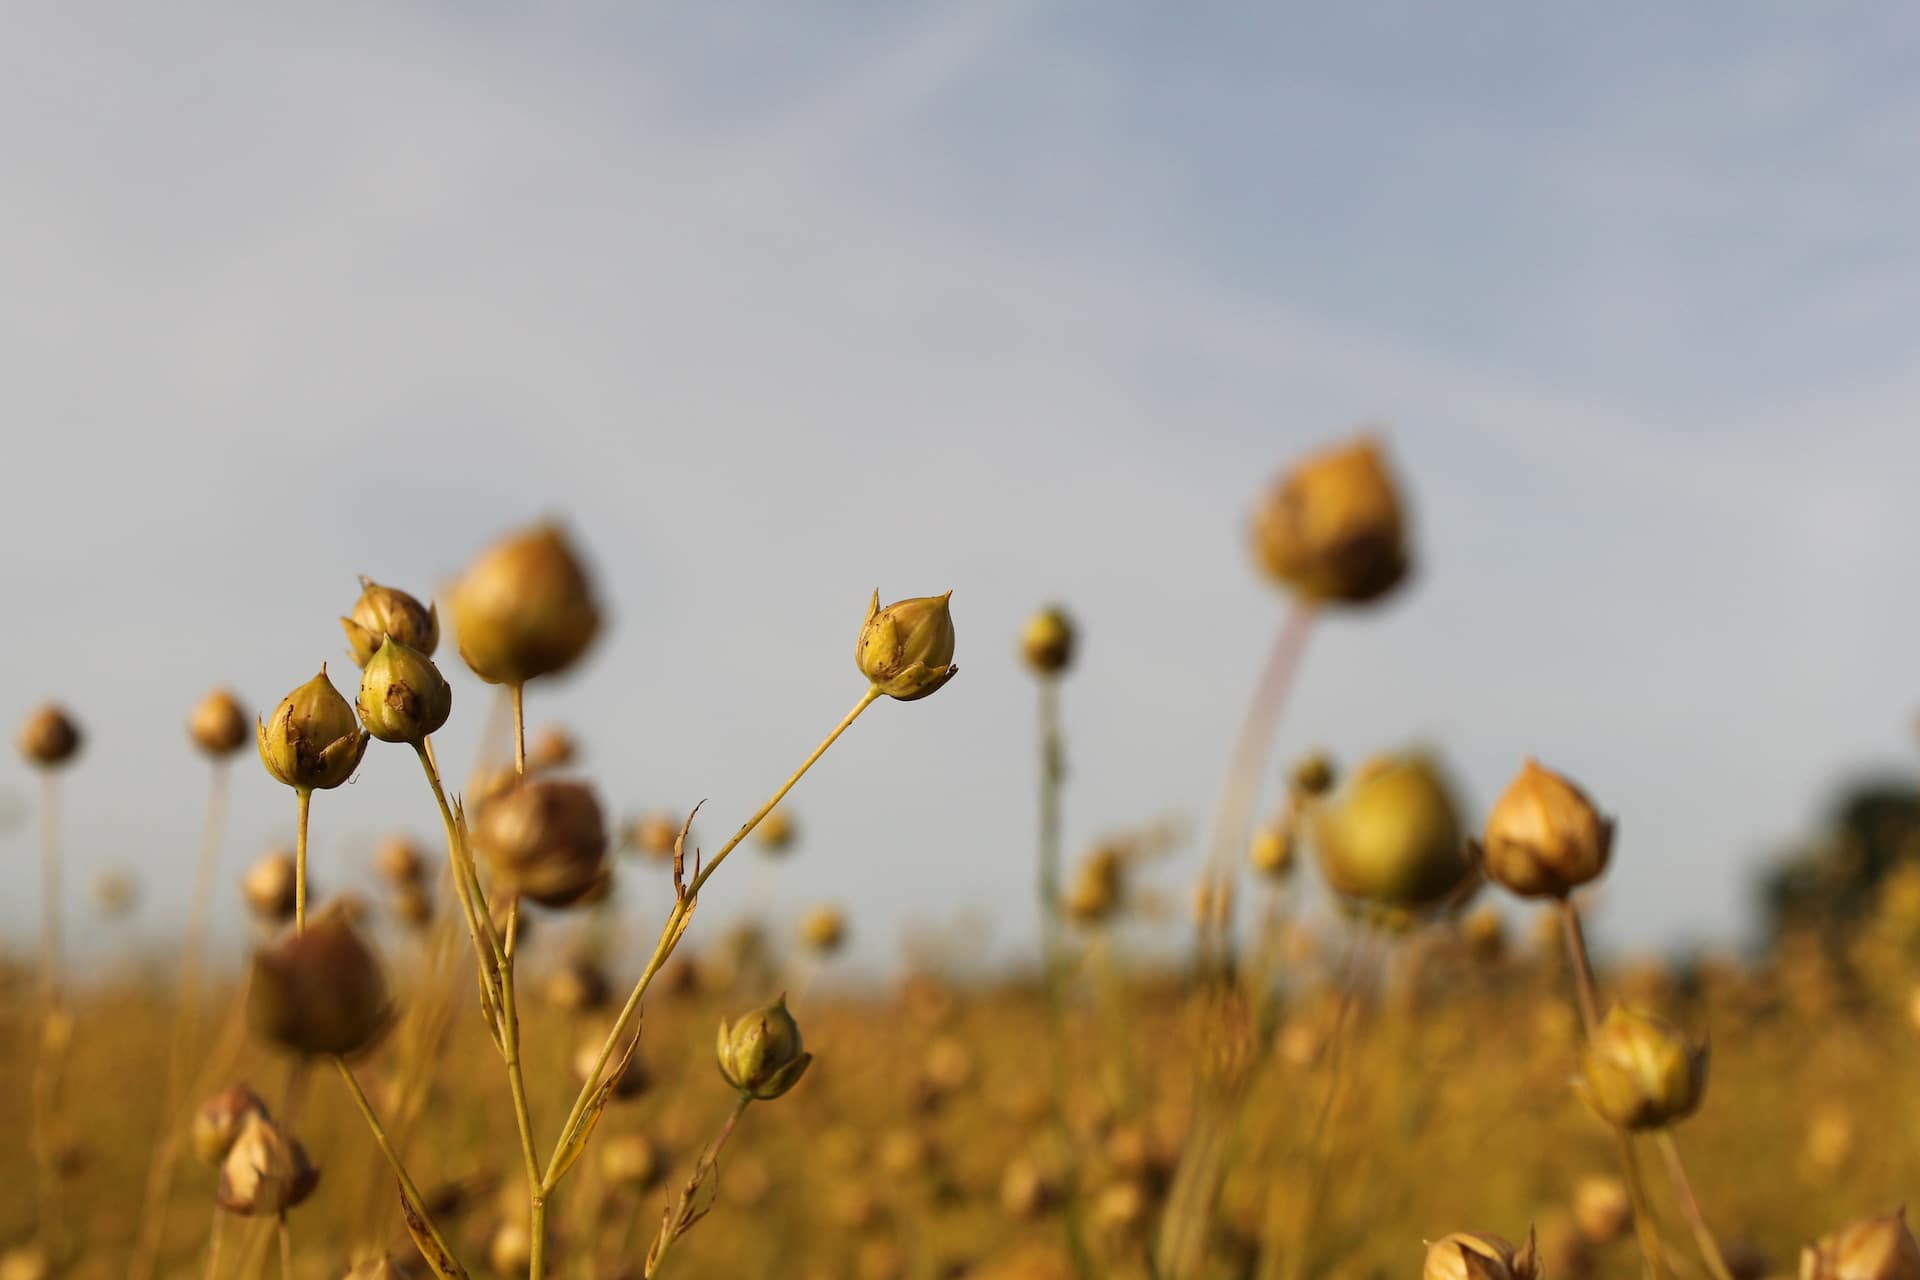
1577,1006,1708,1131
17,704,82,769
471,778,611,909
1477,759,1614,898
449,523,601,686
246,905,392,1057
1250,434,1410,605
241,851,300,924
1801,1210,1920,1280
256,668,368,791
188,687,250,758
355,639,452,745
799,904,847,955
1019,606,1075,677
1423,1229,1540,1280
856,591,958,701
191,1084,270,1167
341,576,439,668
215,1112,319,1217
374,836,426,889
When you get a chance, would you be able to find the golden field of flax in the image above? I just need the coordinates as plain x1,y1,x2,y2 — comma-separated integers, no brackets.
1,437,1918,1280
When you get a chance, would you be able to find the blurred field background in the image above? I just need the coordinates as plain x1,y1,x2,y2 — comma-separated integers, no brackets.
7,4,1920,1280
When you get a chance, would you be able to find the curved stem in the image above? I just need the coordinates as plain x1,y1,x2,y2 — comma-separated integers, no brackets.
1198,605,1316,970
544,686,882,1191
331,1057,461,1269
1656,1131,1736,1280
645,1095,753,1278
293,788,312,933
1556,899,1670,1280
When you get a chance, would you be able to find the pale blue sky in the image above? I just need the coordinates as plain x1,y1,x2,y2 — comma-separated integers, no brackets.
3,3,1918,970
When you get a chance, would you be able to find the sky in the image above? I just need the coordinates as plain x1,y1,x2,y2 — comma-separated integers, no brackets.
2,2,1919,974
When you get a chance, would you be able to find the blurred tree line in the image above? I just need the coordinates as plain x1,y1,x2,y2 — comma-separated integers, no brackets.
1762,774,1920,938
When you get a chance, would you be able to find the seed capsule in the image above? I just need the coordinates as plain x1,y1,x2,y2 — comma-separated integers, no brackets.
1478,759,1614,898
449,523,601,686
1313,753,1474,910
1019,606,1075,677
599,1133,663,1191
188,688,250,758
716,994,813,1100
1423,1229,1539,1280
216,1111,319,1217
627,813,682,861
341,576,439,668
856,591,958,701
356,639,452,745
1250,435,1410,605
247,905,391,1057
800,905,847,955
17,704,82,769
756,808,797,855
471,779,611,909
1801,1210,1920,1280
1249,824,1295,880
1577,1005,1708,1131
256,668,368,791
191,1085,269,1167
241,851,300,923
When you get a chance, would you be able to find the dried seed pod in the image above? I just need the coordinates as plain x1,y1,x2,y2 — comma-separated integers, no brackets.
242,851,300,924
716,994,812,1100
627,813,682,861
544,958,612,1013
1577,1006,1708,1131
1478,759,1614,898
392,883,433,930
599,1132,663,1191
1313,753,1473,910
355,638,452,745
341,577,439,668
1249,824,1294,879
755,807,797,855
247,905,391,1057
1801,1210,1920,1280
1250,434,1410,605
856,591,957,701
17,704,81,768
215,1111,319,1217
192,1085,269,1167
1423,1229,1540,1280
374,836,426,889
1571,1175,1632,1245
449,523,601,686
471,778,610,909
799,905,847,955
528,726,578,771
188,688,250,758
256,668,368,791
1019,606,1075,677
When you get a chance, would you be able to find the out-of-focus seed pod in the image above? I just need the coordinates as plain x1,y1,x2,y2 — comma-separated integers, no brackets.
1089,1180,1152,1236
374,836,426,888
599,1132,663,1191
528,726,577,772
878,1127,936,1178
192,1085,269,1167
17,704,82,768
341,577,439,668
856,591,958,701
627,813,682,861
755,808,797,855
1064,845,1125,924
1423,1229,1539,1280
1249,823,1294,879
1289,750,1337,798
216,1111,319,1217
1577,1006,1708,1131
449,523,601,686
573,1027,650,1100
544,958,611,1013
1571,1175,1631,1245
1020,606,1075,677
800,905,847,955
488,1221,534,1276
90,869,138,919
716,994,813,1100
1461,907,1507,963
1250,434,1410,605
1313,753,1473,910
242,851,300,924
256,668,368,791
356,639,452,745
188,688,250,758
1000,1156,1057,1218
392,883,433,930
471,779,610,909
1478,759,1614,899
247,905,391,1057
1801,1210,1920,1280
921,1036,976,1098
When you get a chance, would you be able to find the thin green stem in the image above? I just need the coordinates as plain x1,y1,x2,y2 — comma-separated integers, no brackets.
331,1057,460,1269
1035,675,1094,1280
293,788,312,933
545,686,883,1190
1656,1131,1736,1280
1557,898,1671,1280
645,1095,753,1278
